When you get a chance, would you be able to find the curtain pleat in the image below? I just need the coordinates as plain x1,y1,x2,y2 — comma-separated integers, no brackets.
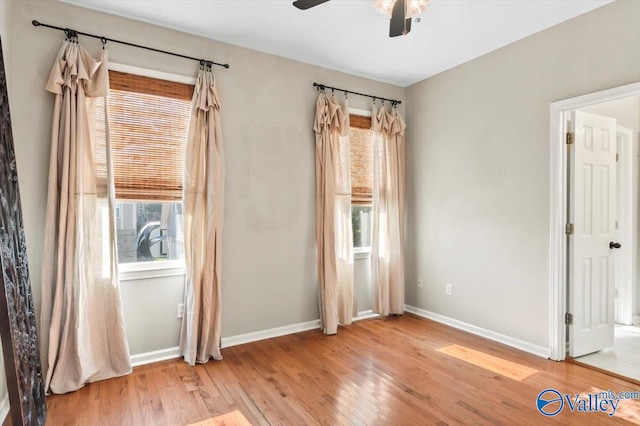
40,41,131,394
180,69,225,365
371,106,406,316
314,93,354,334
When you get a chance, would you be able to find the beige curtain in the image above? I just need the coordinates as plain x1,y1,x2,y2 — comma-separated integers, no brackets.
40,40,131,394
180,68,225,365
371,105,406,315
314,92,354,335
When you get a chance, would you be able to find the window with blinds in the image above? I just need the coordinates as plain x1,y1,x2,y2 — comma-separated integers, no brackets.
349,114,373,249
349,114,373,204
97,70,194,201
95,70,194,265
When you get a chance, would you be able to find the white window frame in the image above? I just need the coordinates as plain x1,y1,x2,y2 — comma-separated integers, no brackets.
353,247,371,260
119,260,186,282
349,107,373,259
109,63,195,281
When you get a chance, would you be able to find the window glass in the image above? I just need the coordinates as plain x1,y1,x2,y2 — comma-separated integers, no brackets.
115,202,184,264
352,205,372,248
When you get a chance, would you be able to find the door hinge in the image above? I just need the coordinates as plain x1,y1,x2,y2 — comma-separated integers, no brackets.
565,313,573,325
616,153,619,162
565,223,574,235
566,132,575,145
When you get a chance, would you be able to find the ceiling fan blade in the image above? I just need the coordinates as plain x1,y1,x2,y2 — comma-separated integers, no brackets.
389,0,404,36
389,0,411,37
293,0,330,10
390,17,412,37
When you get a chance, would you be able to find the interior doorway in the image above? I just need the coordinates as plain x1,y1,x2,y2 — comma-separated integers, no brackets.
548,82,640,372
567,98,640,382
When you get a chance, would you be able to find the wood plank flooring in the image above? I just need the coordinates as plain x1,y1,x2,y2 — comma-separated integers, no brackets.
45,315,640,425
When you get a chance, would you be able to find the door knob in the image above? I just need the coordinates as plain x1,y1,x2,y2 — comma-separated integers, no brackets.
610,242,621,249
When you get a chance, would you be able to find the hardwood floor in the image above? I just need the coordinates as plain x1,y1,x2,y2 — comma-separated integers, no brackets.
46,315,640,425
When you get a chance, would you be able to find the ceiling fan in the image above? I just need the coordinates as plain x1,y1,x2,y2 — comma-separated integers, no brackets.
293,0,428,37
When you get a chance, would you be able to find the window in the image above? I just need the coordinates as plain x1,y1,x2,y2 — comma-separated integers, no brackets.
96,70,194,266
349,112,373,251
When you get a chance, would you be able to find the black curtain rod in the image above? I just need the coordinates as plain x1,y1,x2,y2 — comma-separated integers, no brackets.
313,82,401,105
32,20,230,69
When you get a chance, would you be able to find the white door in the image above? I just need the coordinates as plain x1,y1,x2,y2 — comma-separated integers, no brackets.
568,111,618,357
615,126,633,325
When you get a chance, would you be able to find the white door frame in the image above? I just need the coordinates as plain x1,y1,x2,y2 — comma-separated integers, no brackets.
548,81,640,361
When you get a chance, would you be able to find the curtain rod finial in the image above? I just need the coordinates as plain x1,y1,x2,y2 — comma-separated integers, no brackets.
32,20,41,26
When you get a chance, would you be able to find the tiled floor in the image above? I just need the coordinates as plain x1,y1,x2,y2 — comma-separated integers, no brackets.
575,324,640,381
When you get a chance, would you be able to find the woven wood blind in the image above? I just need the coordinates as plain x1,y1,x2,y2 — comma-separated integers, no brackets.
349,114,373,204
97,71,194,201
350,114,372,130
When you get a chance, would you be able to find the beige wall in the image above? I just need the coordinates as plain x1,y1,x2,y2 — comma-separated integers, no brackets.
580,95,640,322
405,0,640,348
4,0,405,355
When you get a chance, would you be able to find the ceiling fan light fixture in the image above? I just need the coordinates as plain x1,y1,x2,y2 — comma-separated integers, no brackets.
405,0,431,18
372,0,430,19
372,0,396,18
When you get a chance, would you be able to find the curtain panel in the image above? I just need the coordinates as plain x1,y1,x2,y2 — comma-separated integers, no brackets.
40,40,131,394
371,106,406,316
314,93,355,335
180,68,225,365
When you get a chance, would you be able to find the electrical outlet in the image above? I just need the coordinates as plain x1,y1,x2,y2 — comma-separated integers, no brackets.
417,279,423,288
446,284,453,296
177,303,185,319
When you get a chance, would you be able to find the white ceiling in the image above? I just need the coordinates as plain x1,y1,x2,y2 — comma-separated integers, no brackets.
59,0,612,87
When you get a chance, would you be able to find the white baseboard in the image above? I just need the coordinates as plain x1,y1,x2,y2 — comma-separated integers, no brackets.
353,309,380,321
130,307,551,368
0,392,9,425
404,305,550,359
130,346,181,367
130,311,380,367
221,319,321,348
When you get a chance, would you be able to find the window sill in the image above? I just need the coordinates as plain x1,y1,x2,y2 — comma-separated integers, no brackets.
119,260,185,281
354,247,371,260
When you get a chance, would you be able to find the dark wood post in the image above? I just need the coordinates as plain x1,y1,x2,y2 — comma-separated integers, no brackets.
0,38,47,426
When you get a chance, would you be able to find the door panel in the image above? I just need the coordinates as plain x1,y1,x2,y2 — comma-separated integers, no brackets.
568,111,617,357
